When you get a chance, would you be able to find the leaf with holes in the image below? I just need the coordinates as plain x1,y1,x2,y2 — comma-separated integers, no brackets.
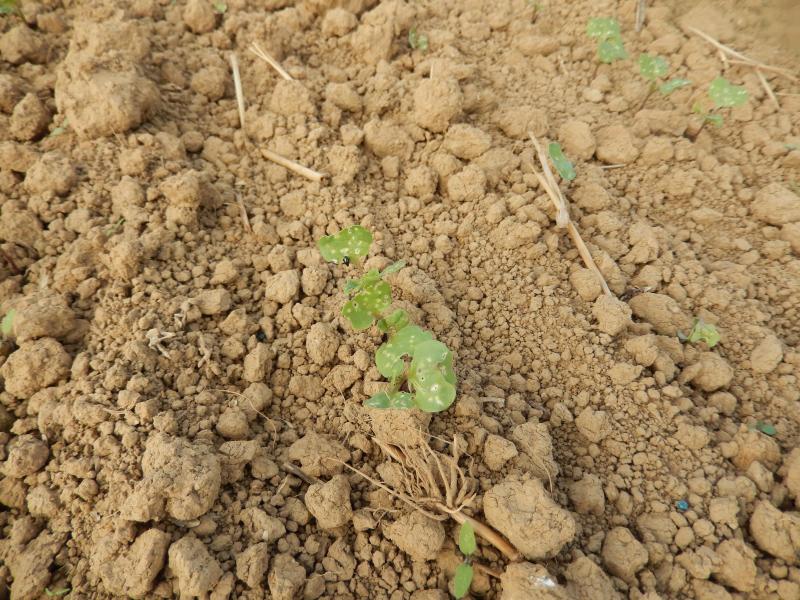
709,77,748,109
342,280,392,330
659,78,691,95
548,142,576,182
344,270,380,295
318,225,373,264
639,53,669,81
684,318,721,348
365,391,414,410
598,37,627,63
375,325,433,379
453,563,474,599
409,340,456,412
377,309,409,334
586,17,620,39
458,522,477,556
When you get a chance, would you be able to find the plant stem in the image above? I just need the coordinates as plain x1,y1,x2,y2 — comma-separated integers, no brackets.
450,510,522,562
637,81,655,112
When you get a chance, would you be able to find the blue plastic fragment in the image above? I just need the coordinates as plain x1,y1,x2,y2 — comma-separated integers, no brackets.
676,499,689,512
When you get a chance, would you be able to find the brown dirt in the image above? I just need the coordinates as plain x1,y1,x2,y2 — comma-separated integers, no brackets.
1,0,799,598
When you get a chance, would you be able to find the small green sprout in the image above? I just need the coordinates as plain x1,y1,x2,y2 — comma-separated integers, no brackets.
548,142,576,181
408,27,429,52
586,17,627,63
453,522,477,598
692,77,748,129
0,0,20,15
637,54,690,108
1,309,15,337
678,318,720,348
212,2,227,13
318,226,457,413
45,588,70,598
755,421,777,436
659,78,691,95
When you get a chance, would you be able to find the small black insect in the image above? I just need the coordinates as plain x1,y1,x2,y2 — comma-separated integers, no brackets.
256,330,267,342
342,256,350,266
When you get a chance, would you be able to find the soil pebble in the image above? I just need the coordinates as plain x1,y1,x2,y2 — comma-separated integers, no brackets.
629,292,690,335
484,478,576,560
595,125,639,164
383,511,445,562
500,562,568,599
413,77,462,133
751,183,800,225
601,526,648,582
1,338,71,398
287,432,350,477
304,474,352,530
235,542,269,589
268,553,307,600
749,500,800,563
168,534,223,597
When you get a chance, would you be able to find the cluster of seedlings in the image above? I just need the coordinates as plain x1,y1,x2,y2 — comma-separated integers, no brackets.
317,226,457,412
586,17,749,125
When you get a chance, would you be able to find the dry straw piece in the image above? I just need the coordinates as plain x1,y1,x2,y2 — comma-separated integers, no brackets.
528,133,613,297
249,42,294,81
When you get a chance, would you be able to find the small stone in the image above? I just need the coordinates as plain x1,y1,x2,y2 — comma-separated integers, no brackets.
413,77,462,133
593,295,631,336
708,497,739,529
304,474,352,530
3,435,49,478
268,554,307,600
501,562,566,599
559,120,596,160
750,334,783,374
235,543,269,589
714,539,756,592
0,338,72,399
575,407,611,443
602,527,648,583
183,0,217,33
168,535,223,597
194,288,232,315
751,183,800,225
384,511,445,562
596,125,639,164
483,435,518,471
443,124,491,159
216,407,251,440
629,292,690,335
243,343,273,382
263,270,300,304
306,323,340,366
750,500,800,563
10,93,50,141
568,474,605,515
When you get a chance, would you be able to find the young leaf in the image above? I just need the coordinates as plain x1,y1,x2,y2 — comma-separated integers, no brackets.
366,391,414,410
342,279,392,331
408,27,429,52
755,420,777,436
705,114,724,127
659,78,691,95
213,1,227,13
708,77,748,109
458,522,477,556
638,53,669,81
453,563,474,599
586,17,621,39
598,37,627,63
318,225,373,264
377,309,409,333
548,142,576,182
0,0,18,14
684,318,721,348
408,340,457,412
376,325,433,379
1,309,15,337
380,260,406,278
342,299,375,331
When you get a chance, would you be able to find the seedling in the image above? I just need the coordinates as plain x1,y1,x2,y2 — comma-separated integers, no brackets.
678,318,720,348
45,588,70,597
453,522,477,598
586,17,627,63
692,77,748,129
317,225,457,412
213,2,227,13
408,27,429,52
755,421,777,436
0,0,20,15
637,53,691,108
547,142,575,182
1,309,14,338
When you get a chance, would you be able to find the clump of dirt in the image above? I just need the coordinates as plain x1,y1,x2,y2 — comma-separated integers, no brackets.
1,0,799,598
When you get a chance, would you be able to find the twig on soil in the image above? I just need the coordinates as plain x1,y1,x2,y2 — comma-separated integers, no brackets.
598,163,626,170
528,133,613,297
688,27,798,109
249,42,293,81
236,193,252,234
282,461,321,485
261,148,326,182
635,0,647,33
229,52,246,131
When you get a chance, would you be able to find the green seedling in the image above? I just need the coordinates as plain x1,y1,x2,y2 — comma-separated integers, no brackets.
678,318,720,348
318,225,457,413
586,17,627,63
408,27,429,52
213,2,227,13
45,588,70,597
453,522,477,598
755,421,777,436
1,309,15,337
548,142,576,181
0,0,20,15
636,53,690,108
692,77,748,129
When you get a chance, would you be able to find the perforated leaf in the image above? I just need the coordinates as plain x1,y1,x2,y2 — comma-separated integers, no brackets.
377,309,409,334
375,325,433,379
586,17,620,39
598,37,627,63
709,77,748,109
458,522,477,556
548,142,576,182
342,279,392,330
318,225,373,264
659,78,691,95
409,340,456,413
365,391,414,410
1,309,14,337
685,318,721,348
453,563,474,599
639,53,669,80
